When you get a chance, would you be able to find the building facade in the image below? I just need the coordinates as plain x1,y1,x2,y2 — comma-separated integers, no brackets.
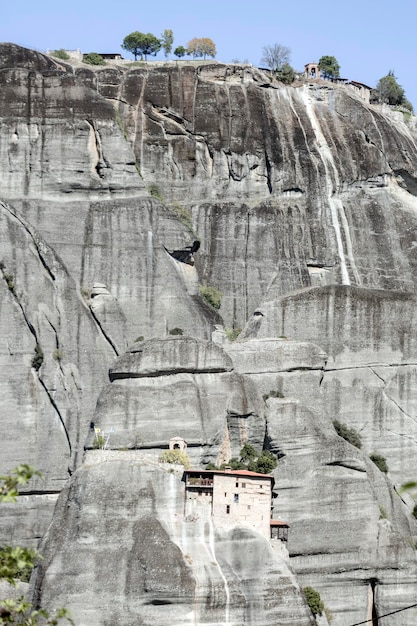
182,468,288,541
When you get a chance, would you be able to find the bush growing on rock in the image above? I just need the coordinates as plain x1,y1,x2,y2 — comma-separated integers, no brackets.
303,586,324,618
83,52,105,65
200,285,222,310
332,419,362,449
169,327,183,336
263,390,285,401
159,450,191,468
210,444,278,474
370,453,388,473
50,49,70,60
31,344,44,371
225,326,242,341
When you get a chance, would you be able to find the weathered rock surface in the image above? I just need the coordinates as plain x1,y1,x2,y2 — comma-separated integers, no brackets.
266,397,417,625
1,42,417,625
91,337,265,463
30,460,314,626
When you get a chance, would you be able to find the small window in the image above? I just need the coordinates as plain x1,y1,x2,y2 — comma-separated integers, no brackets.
224,492,227,497
259,485,263,489
247,505,251,510
234,493,239,503
226,505,230,514
235,481,239,488
242,482,246,488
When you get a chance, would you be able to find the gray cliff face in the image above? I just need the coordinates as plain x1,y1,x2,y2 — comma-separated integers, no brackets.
91,337,265,461
1,43,417,625
31,460,314,626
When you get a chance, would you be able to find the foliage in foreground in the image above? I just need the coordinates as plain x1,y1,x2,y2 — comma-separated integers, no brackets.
0,466,74,625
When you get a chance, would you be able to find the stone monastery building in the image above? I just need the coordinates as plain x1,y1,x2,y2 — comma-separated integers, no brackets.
182,468,288,541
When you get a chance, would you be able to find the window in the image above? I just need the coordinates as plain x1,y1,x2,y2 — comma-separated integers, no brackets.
247,505,251,510
226,505,230,514
224,492,227,497
242,482,246,488
234,493,239,503
235,481,239,488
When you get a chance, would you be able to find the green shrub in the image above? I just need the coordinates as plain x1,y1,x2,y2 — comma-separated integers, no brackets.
200,285,222,310
50,49,70,60
31,343,44,371
225,326,242,341
83,52,105,65
263,390,285,401
4,272,16,295
169,327,183,336
148,184,164,202
135,336,144,342
333,419,362,448
370,453,388,473
379,505,388,519
52,348,64,362
159,450,191,468
211,445,277,475
303,586,324,618
93,433,106,450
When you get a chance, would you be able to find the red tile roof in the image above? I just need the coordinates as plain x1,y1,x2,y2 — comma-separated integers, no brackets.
270,519,289,527
183,468,275,482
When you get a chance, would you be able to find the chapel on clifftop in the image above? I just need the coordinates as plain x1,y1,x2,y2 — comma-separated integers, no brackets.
182,467,289,542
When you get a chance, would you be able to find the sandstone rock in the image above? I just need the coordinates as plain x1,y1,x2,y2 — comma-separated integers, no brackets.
2,43,417,625
30,460,315,626
109,336,233,379
91,337,264,462
267,397,417,625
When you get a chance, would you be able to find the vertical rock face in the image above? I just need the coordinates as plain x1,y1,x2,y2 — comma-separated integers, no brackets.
1,43,417,625
91,337,265,463
31,460,314,626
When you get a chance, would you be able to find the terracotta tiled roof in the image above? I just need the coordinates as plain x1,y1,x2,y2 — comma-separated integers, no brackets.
183,468,274,480
270,519,289,527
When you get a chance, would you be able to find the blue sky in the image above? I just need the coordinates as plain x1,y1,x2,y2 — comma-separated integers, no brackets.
2,0,416,107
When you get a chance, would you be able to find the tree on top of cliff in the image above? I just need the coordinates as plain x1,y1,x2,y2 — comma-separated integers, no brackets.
161,29,174,58
174,45,186,58
373,71,413,110
122,31,162,61
318,55,340,78
187,38,217,59
260,43,291,71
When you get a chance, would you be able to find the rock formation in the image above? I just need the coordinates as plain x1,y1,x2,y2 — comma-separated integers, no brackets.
1,42,417,624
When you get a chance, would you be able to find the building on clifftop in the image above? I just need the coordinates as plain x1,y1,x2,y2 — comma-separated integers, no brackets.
182,468,288,541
